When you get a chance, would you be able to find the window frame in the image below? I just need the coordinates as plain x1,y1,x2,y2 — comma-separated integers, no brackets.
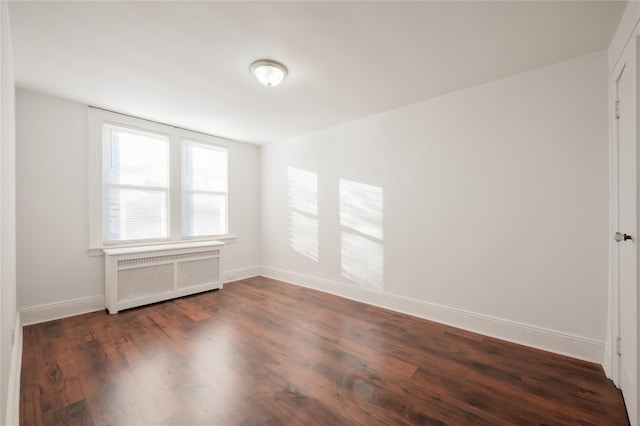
102,123,171,245
89,107,234,254
181,139,229,239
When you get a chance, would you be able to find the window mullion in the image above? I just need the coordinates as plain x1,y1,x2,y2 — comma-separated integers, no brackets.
169,134,182,241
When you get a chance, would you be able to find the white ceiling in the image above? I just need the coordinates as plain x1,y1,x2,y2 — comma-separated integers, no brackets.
8,1,626,144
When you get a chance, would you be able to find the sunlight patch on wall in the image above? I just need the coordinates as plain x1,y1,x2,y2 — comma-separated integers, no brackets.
341,231,384,290
288,167,318,261
340,179,383,290
290,212,319,261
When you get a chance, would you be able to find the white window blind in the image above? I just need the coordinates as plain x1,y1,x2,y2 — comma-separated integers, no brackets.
104,126,169,242
183,140,228,237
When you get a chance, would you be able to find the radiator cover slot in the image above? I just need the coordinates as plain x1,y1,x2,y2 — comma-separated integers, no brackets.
117,250,219,268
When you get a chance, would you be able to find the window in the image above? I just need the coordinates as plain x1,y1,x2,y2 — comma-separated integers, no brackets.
90,108,230,249
183,141,228,237
104,126,170,242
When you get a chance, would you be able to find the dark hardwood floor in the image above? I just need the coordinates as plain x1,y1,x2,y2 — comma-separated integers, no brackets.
20,276,629,425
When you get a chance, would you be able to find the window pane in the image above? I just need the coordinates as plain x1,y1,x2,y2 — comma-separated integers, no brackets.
184,142,227,193
105,188,168,241
183,193,227,237
109,127,169,187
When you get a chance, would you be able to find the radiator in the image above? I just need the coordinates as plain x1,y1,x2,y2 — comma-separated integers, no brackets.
103,241,224,314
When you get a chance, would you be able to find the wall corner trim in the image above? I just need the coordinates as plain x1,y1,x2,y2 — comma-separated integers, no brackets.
260,266,604,364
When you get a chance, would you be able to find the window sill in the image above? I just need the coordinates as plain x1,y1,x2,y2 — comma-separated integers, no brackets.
87,235,237,257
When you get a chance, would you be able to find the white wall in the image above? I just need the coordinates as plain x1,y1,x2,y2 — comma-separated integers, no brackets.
261,50,610,362
16,90,261,322
0,2,18,423
17,92,102,313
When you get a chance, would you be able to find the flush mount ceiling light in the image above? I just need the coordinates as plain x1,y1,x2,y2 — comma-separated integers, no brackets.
250,59,288,87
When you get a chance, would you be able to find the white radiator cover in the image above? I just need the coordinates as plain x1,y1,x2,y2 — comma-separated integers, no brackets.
103,241,224,314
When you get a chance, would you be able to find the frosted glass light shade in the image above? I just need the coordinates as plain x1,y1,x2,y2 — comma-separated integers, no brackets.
250,59,288,87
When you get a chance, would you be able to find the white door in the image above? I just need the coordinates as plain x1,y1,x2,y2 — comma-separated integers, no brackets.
615,53,638,426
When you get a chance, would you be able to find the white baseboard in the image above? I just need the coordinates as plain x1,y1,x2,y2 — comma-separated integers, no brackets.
20,294,105,326
19,266,260,325
260,266,605,363
5,312,22,426
224,265,261,284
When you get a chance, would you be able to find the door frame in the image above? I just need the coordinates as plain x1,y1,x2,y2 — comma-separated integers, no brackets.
608,35,639,425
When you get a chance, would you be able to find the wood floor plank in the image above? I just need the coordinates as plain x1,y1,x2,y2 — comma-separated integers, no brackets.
20,276,629,425
42,399,94,426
